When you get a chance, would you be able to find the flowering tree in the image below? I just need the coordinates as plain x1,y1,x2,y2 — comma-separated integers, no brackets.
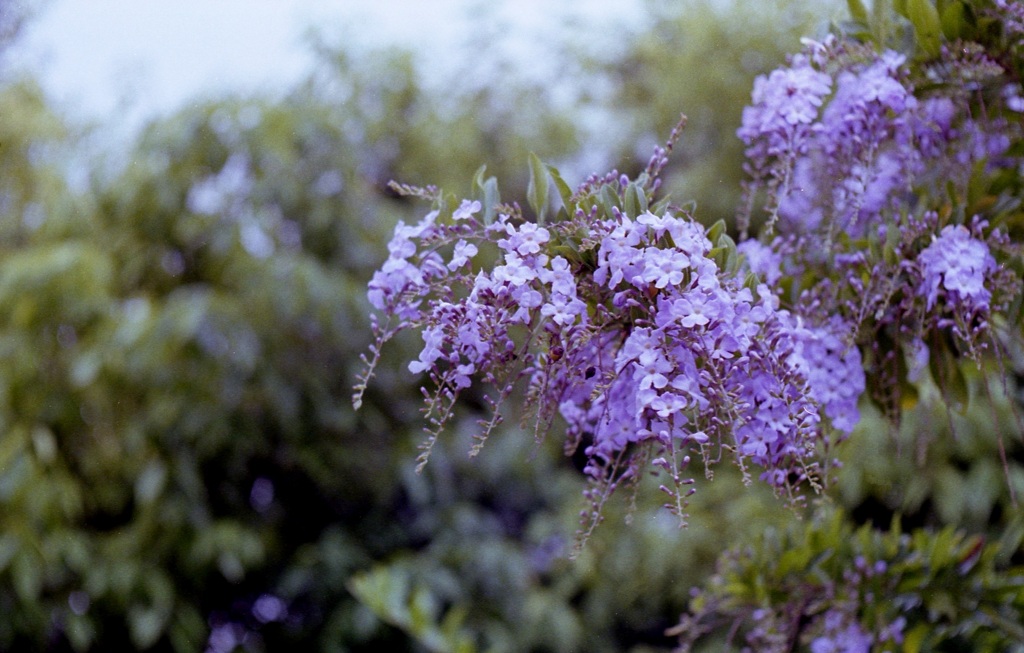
355,0,1024,649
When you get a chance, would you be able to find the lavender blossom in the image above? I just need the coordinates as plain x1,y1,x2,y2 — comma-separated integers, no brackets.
917,224,997,316
738,55,832,161
810,611,872,653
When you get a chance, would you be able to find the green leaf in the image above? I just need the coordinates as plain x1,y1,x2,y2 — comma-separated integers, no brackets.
777,546,812,576
940,1,966,39
883,219,900,265
481,178,499,226
552,245,582,265
903,623,928,653
599,184,621,219
408,586,439,635
906,0,942,57
0,534,18,573
12,552,41,601
624,182,648,217
650,196,672,216
527,152,550,225
742,271,760,292
996,515,1024,565
472,164,487,192
715,233,739,275
706,219,727,243
546,163,574,213
847,0,869,23
928,340,969,413
349,565,410,627
473,165,501,225
129,605,168,649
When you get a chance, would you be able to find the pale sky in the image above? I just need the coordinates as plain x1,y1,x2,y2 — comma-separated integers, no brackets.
16,0,647,134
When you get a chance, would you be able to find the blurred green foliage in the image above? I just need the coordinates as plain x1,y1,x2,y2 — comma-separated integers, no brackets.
0,36,589,650
1,1,1021,651
0,77,406,649
678,507,1024,652
579,0,844,224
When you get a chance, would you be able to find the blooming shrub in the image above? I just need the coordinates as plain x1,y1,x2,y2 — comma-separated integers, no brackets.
355,0,1024,646
355,153,872,549
672,508,1024,653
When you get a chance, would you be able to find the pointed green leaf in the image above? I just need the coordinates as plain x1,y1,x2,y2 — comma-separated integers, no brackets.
903,623,927,653
552,245,582,265
472,164,500,225
624,185,638,218
599,184,620,219
940,1,965,39
706,219,727,243
929,341,969,413
527,152,550,225
996,515,1024,565
883,219,900,265
481,177,499,225
720,234,739,275
546,164,574,213
907,0,942,57
472,164,487,193
624,182,648,217
743,271,760,292
650,197,672,215
847,0,869,23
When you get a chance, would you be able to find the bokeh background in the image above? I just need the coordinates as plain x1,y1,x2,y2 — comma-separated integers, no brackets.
1,1,1022,651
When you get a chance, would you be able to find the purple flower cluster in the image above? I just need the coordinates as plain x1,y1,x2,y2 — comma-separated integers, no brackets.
359,193,867,519
733,33,1021,404
366,208,443,321
917,223,998,341
994,0,1024,37
737,239,782,287
739,37,1021,249
356,6,1023,562
740,45,921,237
737,53,832,164
785,315,864,435
537,210,862,497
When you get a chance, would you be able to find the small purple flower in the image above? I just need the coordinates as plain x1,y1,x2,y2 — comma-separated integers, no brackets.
1003,84,1024,112
638,247,690,289
493,252,541,286
448,239,478,270
367,258,426,317
498,221,550,256
409,324,446,374
452,199,482,221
